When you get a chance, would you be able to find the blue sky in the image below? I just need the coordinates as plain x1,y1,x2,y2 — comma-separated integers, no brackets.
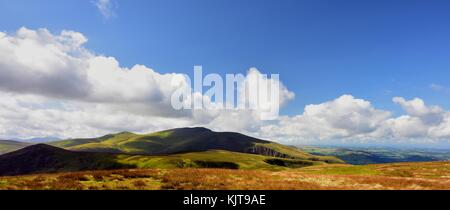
1,0,450,147
2,0,450,117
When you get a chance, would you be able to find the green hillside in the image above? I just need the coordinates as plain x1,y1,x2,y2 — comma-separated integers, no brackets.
0,144,331,176
0,144,131,176
49,127,343,164
0,140,32,155
114,150,329,170
0,128,344,176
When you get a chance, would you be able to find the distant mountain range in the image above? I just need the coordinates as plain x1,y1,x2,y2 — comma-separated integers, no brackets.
15,137,61,143
298,146,450,165
0,137,60,155
0,127,343,176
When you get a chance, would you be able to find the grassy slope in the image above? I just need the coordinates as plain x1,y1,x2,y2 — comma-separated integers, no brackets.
114,150,326,170
298,161,450,178
0,140,32,155
0,144,329,176
49,128,343,164
0,144,132,176
1,161,448,190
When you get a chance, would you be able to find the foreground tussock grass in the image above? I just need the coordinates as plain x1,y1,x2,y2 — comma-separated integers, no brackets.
0,161,448,190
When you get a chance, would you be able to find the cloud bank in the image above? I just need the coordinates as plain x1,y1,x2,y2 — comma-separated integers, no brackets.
260,95,450,145
0,27,292,138
0,27,449,147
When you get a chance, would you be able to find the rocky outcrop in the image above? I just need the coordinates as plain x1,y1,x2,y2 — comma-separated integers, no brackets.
247,145,293,159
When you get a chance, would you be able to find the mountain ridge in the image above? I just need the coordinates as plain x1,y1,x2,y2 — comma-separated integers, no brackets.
0,128,344,176
48,127,343,163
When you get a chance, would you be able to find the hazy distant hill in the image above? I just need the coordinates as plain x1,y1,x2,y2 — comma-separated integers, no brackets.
299,146,450,165
16,137,61,143
0,140,32,155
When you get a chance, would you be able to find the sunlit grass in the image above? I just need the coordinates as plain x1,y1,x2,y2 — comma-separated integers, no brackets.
0,161,448,190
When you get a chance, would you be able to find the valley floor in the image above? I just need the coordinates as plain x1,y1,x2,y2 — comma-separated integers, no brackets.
0,161,449,190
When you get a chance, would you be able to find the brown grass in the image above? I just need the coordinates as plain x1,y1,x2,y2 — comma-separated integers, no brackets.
0,161,448,190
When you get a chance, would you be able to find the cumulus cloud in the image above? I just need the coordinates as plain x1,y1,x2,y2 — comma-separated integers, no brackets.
0,27,293,139
393,97,444,125
0,28,90,98
387,97,450,140
259,95,392,142
241,68,295,120
0,27,194,138
0,92,193,139
0,27,449,147
258,95,450,145
0,27,196,118
94,0,117,19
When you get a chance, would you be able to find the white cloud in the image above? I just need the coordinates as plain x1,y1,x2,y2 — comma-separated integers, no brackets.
0,27,194,118
94,0,117,19
258,95,450,146
0,27,449,147
0,28,90,98
0,92,192,139
259,95,392,142
383,116,428,139
387,97,450,140
393,97,444,125
0,27,195,138
0,27,293,139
